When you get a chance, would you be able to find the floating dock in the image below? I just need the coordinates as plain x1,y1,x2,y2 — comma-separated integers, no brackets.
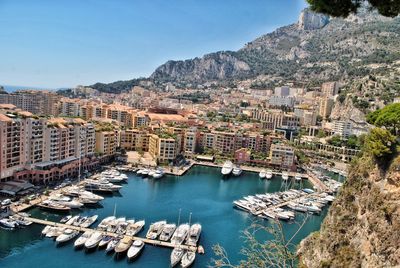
19,215,198,251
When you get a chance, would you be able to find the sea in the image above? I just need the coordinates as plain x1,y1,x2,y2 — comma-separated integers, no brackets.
0,165,330,268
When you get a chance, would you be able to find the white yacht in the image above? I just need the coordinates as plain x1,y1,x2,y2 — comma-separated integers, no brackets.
295,173,302,182
80,215,98,228
282,171,289,181
146,220,166,239
187,223,202,246
97,216,116,231
84,231,103,249
181,251,196,268
159,223,177,241
259,169,266,179
126,220,145,236
127,240,144,260
98,236,113,248
171,223,190,245
170,247,185,267
265,169,273,179
221,161,234,176
56,229,79,245
0,218,17,229
74,231,92,248
148,170,155,177
152,169,164,179
232,165,242,176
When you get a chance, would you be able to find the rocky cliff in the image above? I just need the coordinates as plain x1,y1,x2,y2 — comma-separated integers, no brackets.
298,8,329,30
298,155,400,267
150,8,400,84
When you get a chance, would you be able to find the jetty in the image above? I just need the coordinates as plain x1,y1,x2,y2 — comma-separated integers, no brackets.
19,215,198,251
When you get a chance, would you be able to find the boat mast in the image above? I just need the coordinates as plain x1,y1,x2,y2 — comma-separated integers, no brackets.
177,208,181,226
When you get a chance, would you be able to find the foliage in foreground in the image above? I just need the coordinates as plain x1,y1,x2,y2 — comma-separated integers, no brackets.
307,0,400,18
210,218,308,268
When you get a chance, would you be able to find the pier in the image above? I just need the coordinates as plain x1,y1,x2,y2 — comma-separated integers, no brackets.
19,215,198,251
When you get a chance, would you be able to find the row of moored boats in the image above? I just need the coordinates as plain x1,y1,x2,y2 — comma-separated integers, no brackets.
41,215,201,267
0,213,32,230
136,168,164,179
233,189,336,221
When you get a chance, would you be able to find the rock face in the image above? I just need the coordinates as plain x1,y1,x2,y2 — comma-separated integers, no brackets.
330,97,366,123
298,8,329,30
298,155,400,268
149,8,400,84
151,52,250,82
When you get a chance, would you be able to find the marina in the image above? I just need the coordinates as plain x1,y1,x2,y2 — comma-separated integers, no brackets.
1,165,333,267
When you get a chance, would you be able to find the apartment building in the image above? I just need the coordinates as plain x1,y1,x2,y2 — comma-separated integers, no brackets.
0,114,26,181
321,82,339,97
269,144,295,168
148,133,178,164
252,109,300,131
120,129,150,152
319,97,334,119
95,130,119,156
0,90,60,115
332,120,353,139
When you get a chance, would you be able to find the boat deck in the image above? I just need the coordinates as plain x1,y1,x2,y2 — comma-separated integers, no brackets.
20,216,198,251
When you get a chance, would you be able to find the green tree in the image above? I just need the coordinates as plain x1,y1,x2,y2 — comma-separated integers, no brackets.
367,103,400,135
364,128,397,164
307,0,400,18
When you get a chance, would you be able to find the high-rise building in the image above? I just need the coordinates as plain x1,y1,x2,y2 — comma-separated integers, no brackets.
321,82,339,97
319,97,334,119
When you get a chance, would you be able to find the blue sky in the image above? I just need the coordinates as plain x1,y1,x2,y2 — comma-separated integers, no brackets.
0,0,308,88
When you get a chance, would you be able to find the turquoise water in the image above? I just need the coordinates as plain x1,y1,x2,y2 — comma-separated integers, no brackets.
0,166,328,267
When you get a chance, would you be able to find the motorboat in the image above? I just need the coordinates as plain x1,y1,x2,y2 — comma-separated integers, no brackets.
97,216,116,231
107,217,126,233
38,200,70,213
186,223,202,246
146,220,166,239
140,169,150,177
159,223,177,241
116,220,130,235
152,169,164,179
84,231,103,249
295,173,302,182
148,170,155,177
42,225,51,235
80,215,98,228
56,229,79,245
49,195,84,209
60,215,72,223
232,165,242,176
9,215,32,226
171,223,190,245
259,169,266,179
265,169,273,179
84,180,122,193
105,237,120,254
65,215,80,225
98,235,113,248
181,251,196,268
46,227,65,238
115,236,133,255
74,231,92,248
170,247,185,267
282,171,289,181
0,218,17,229
221,161,233,176
127,240,144,260
126,220,145,236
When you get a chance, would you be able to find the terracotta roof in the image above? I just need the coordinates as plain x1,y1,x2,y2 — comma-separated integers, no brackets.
0,113,12,122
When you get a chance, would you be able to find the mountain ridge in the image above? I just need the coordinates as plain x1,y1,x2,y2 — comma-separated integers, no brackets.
84,8,400,93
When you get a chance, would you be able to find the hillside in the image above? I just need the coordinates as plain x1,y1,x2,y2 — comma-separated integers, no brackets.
150,8,400,84
298,153,400,267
